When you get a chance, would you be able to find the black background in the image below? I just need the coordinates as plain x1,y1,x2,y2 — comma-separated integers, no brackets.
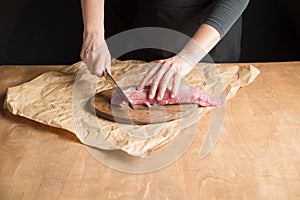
0,0,299,65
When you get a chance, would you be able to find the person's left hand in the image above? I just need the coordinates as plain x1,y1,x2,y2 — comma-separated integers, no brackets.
137,54,194,100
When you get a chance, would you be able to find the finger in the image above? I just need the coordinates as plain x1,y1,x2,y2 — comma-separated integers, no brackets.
149,65,169,99
85,56,94,74
105,58,112,74
80,44,88,60
93,57,105,77
80,45,91,61
86,52,99,75
80,50,88,61
80,40,93,61
156,68,176,100
137,63,160,90
172,73,182,98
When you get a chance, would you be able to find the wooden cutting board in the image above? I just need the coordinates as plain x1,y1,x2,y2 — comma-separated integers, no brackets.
90,89,197,125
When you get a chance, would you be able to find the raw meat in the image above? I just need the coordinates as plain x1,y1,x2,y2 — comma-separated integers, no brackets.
111,85,224,107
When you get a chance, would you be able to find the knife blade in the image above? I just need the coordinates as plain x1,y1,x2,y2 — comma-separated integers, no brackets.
104,69,134,109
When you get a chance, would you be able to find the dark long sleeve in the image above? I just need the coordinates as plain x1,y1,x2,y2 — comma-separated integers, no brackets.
204,0,249,37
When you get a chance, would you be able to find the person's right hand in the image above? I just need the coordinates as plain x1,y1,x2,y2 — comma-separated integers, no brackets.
80,32,111,77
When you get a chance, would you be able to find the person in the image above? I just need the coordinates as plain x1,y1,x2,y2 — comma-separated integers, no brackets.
80,0,249,100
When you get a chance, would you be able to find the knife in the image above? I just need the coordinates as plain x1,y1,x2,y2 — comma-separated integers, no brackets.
104,69,134,109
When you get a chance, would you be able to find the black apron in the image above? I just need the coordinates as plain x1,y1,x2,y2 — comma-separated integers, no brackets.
105,0,242,63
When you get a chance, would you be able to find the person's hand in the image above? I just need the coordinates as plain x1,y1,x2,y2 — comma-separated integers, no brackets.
137,54,195,100
80,32,111,76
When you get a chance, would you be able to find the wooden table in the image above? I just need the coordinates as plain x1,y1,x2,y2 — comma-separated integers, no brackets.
0,62,299,199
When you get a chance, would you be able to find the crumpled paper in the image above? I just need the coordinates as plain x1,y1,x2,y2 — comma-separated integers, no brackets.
4,60,260,157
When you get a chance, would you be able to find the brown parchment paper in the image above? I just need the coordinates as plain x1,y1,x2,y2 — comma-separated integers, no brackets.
4,60,260,157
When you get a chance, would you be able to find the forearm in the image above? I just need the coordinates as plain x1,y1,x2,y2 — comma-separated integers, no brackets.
192,23,220,53
80,0,110,61
179,23,220,64
180,0,249,64
205,0,250,37
81,0,105,38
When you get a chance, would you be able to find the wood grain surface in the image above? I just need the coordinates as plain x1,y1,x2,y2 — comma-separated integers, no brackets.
0,62,300,200
91,88,197,125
